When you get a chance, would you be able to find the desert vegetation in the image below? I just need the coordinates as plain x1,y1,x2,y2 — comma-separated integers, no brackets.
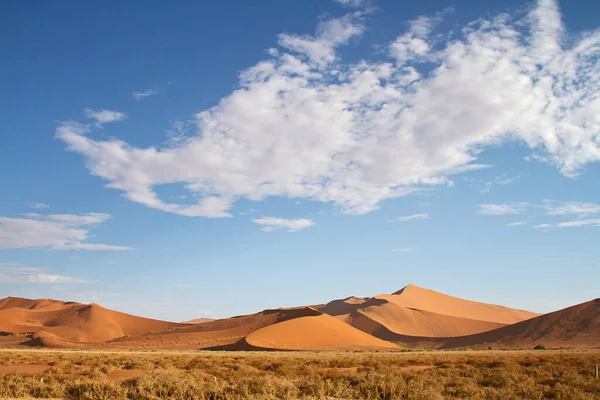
0,349,599,399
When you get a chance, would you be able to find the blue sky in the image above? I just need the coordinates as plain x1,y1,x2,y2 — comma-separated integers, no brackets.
1,0,599,322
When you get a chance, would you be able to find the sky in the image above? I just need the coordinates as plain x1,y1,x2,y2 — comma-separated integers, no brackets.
1,0,599,322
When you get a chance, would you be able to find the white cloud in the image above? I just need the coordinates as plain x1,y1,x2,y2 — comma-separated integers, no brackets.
52,243,132,251
478,203,529,215
0,264,86,284
0,213,132,250
390,14,441,65
26,202,50,209
388,247,414,252
483,200,600,228
84,108,126,127
555,218,600,228
533,223,552,229
333,0,368,7
465,175,520,193
542,200,600,216
252,217,315,232
506,221,528,226
132,88,162,100
277,12,364,67
57,1,600,218
45,213,111,225
390,212,430,222
481,200,600,217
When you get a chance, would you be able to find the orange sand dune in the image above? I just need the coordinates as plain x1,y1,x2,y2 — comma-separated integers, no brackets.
110,307,323,350
0,297,79,312
1,290,594,351
231,313,397,351
23,331,70,348
318,296,370,316
0,297,182,345
380,284,539,324
347,299,505,338
441,298,600,349
319,285,536,339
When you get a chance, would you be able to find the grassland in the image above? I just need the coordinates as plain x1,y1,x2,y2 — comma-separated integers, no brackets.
0,349,599,399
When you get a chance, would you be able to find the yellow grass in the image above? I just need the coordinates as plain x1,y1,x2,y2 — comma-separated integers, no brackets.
0,349,599,399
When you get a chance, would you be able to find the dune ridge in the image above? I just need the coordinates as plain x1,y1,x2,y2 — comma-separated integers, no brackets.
0,287,596,351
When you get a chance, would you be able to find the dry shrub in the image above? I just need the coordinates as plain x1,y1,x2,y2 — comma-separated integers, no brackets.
0,349,598,399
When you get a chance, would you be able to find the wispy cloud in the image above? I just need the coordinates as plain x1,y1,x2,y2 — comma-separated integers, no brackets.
0,263,87,284
387,247,414,252
555,218,600,228
333,0,369,7
0,212,133,250
533,223,552,229
84,108,126,127
482,199,600,228
464,175,520,193
26,202,50,209
506,221,529,227
252,217,315,232
132,88,162,100
390,213,430,222
52,243,132,251
477,203,529,215
541,200,600,216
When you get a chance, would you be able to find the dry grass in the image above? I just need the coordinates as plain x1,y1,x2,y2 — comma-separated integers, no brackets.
0,349,598,399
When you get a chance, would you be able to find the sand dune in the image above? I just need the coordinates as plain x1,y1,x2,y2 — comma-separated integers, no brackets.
441,298,600,349
0,289,595,351
319,285,536,339
111,307,323,350
382,284,539,324
347,299,505,338
0,297,182,345
318,296,370,316
237,313,397,351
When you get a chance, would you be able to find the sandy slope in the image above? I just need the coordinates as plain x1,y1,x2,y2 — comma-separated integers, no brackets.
382,285,539,324
318,296,370,316
320,285,537,339
110,307,323,350
348,299,505,337
0,297,182,345
239,313,397,351
441,298,600,349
